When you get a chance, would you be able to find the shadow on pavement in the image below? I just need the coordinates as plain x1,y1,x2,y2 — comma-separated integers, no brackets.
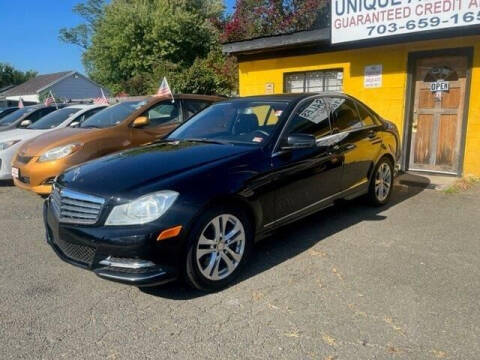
0,179,14,187
141,173,430,300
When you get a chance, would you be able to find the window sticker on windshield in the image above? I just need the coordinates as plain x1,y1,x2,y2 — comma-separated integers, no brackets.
252,137,264,143
298,99,328,124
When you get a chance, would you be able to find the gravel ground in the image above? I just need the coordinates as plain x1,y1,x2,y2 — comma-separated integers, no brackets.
1,175,479,360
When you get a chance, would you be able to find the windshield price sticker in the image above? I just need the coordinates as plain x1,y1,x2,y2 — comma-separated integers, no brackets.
431,81,449,92
331,0,480,44
299,99,329,124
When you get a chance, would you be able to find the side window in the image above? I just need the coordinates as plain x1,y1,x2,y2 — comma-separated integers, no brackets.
183,100,210,120
27,108,54,122
284,98,331,139
76,108,105,125
328,97,362,132
356,103,377,127
145,101,180,127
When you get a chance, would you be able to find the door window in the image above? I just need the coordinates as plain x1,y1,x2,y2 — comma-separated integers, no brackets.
284,98,331,139
356,103,377,127
27,108,56,122
145,101,180,127
328,97,362,132
183,100,211,120
74,107,106,125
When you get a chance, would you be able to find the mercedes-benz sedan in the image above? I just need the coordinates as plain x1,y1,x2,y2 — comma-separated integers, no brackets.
44,93,400,291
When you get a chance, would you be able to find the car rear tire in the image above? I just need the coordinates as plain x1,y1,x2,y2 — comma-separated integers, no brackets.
368,157,394,206
184,206,253,291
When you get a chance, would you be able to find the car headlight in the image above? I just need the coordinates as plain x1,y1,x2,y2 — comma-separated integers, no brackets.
0,140,20,151
105,190,179,226
38,143,82,162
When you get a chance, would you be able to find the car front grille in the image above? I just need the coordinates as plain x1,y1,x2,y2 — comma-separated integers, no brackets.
52,234,96,266
18,174,30,184
51,185,105,225
16,154,33,164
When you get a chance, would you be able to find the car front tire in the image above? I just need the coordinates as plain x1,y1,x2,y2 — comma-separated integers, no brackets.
184,206,253,291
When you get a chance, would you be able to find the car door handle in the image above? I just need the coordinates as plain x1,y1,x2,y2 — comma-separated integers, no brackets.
345,143,356,151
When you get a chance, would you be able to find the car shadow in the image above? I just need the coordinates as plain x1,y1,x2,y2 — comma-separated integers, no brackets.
140,173,430,300
0,179,14,187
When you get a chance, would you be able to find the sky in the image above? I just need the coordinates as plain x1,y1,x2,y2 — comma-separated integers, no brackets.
0,0,236,76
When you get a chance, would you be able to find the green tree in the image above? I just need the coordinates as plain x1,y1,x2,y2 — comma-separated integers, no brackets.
58,0,106,49
0,63,37,89
61,0,237,96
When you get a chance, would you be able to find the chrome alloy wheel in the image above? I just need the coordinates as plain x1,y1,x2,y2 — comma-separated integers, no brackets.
195,214,246,281
375,162,392,202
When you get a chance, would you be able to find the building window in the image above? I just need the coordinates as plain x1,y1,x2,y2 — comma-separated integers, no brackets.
284,70,343,93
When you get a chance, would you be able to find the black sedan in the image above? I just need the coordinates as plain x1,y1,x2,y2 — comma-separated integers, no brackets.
44,93,400,291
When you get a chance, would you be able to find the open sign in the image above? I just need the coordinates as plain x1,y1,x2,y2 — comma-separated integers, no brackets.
431,81,449,92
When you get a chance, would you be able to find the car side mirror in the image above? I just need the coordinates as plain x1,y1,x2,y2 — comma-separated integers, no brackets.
132,116,149,128
281,133,316,150
20,119,32,127
69,121,80,128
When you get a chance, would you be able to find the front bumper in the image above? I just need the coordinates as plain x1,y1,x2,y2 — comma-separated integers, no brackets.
12,157,67,195
43,199,179,287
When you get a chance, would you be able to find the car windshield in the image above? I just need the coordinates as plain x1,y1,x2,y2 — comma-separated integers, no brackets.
0,107,34,126
0,108,17,119
28,107,81,130
168,101,289,145
80,101,145,129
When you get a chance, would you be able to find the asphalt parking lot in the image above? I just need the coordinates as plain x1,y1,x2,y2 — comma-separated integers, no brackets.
1,175,479,360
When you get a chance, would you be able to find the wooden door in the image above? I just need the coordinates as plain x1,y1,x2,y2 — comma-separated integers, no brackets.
409,55,468,174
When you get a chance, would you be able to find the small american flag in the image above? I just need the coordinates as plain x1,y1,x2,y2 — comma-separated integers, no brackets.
44,95,55,106
18,97,24,109
155,77,174,102
94,88,109,105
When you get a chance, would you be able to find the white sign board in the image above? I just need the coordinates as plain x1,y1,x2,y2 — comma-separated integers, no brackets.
430,80,449,92
364,64,383,88
265,82,274,94
331,0,480,44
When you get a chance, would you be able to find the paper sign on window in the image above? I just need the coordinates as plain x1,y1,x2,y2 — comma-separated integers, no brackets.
299,99,329,124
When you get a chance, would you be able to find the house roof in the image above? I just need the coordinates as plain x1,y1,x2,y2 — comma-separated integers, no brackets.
222,29,330,56
0,71,75,96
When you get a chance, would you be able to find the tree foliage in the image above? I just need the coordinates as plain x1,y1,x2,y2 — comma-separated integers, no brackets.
61,0,237,96
0,63,37,89
59,0,329,96
59,0,106,49
222,0,329,42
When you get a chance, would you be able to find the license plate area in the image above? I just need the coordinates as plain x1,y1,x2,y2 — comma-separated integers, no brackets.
11,167,19,178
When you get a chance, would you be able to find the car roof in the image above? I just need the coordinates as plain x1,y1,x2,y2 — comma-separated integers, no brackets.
64,104,106,110
224,92,346,103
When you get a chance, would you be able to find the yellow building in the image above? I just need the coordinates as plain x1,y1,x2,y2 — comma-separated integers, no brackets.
224,25,480,177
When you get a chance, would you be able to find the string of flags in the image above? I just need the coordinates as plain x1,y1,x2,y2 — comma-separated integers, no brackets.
16,78,174,108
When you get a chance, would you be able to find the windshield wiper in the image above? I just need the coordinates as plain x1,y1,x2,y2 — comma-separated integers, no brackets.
183,138,230,145
80,125,100,129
